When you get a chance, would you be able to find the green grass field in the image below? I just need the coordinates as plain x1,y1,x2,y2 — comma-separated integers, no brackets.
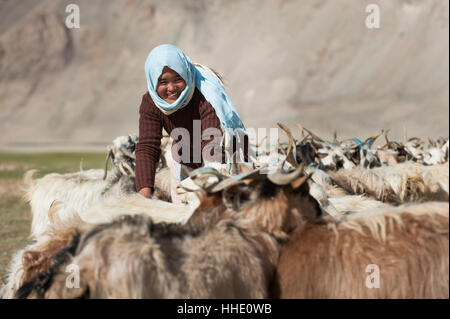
0,151,105,286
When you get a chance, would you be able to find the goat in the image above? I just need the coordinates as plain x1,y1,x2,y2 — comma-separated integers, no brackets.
404,137,425,162
294,125,448,170
294,126,385,170
305,168,392,217
271,201,449,298
24,133,180,240
21,214,279,299
329,162,449,204
327,195,392,214
0,226,84,299
16,160,321,299
24,168,135,241
103,134,138,180
423,138,449,165
1,193,196,299
376,130,405,165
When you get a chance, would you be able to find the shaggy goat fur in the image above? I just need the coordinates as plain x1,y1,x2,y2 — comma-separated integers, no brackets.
305,168,394,217
31,215,278,299
24,162,186,241
24,168,135,240
15,231,82,300
17,175,321,299
306,168,349,198
271,202,449,298
329,163,449,204
0,227,83,299
2,192,195,299
328,195,392,215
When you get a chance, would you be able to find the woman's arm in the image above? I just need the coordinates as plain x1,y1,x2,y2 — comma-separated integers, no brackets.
198,99,224,165
199,99,249,165
135,93,163,196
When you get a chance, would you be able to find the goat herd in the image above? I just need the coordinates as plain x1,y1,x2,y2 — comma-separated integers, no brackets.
0,124,448,299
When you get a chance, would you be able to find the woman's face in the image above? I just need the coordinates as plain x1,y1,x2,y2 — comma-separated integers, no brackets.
156,67,187,104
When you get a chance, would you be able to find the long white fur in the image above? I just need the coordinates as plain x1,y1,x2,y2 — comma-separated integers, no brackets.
24,169,121,240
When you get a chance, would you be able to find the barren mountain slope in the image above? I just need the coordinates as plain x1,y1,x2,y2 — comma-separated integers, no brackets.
0,0,448,148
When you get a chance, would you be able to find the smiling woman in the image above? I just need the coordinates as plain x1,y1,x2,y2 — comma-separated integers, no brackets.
156,67,187,104
135,44,250,203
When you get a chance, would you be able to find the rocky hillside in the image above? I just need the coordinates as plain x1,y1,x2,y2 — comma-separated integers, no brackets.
0,0,448,149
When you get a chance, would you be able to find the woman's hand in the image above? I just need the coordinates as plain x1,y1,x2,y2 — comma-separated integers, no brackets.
138,187,152,198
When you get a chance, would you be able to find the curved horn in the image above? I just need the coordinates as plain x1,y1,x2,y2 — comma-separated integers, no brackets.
189,167,225,180
303,127,325,143
381,129,391,149
296,123,306,144
296,123,316,145
103,149,113,180
121,161,135,176
208,167,265,193
277,123,298,167
333,131,338,144
186,167,225,190
268,163,305,185
118,162,129,176
363,131,383,148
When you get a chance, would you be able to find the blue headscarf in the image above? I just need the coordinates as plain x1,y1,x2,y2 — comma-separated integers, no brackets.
144,44,246,144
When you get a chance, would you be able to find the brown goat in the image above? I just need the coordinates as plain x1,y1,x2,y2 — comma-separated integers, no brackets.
271,202,449,298
17,165,321,299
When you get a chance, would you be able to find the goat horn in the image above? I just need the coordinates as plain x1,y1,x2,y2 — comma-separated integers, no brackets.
382,129,391,149
189,167,225,180
290,172,312,189
277,123,298,168
296,124,315,147
268,163,305,185
363,131,383,148
121,161,135,176
296,123,306,143
208,167,265,193
302,127,325,143
186,167,225,190
103,149,113,180
118,162,128,176
403,126,408,144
